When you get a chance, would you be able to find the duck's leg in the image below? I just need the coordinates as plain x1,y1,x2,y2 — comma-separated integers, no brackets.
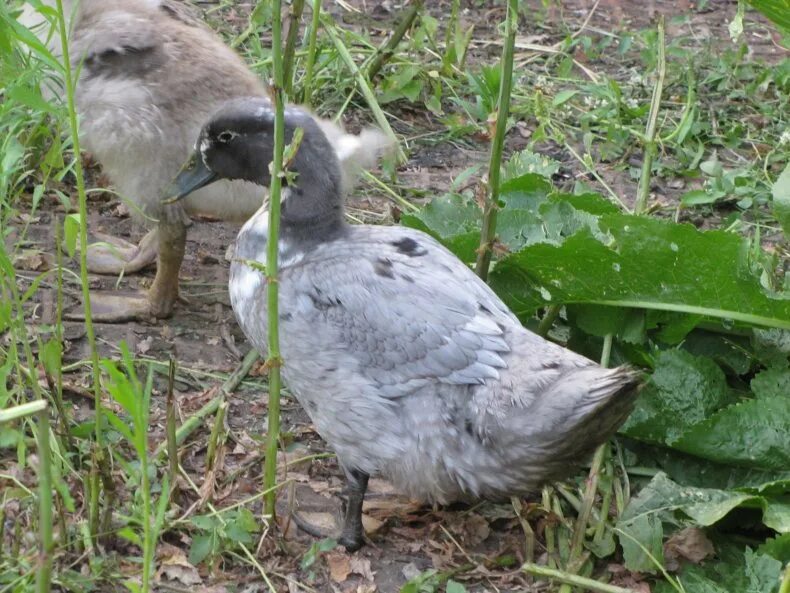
68,218,186,323
85,228,159,275
337,469,369,552
147,218,186,318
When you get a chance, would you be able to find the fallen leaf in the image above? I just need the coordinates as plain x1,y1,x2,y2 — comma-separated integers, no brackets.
349,556,374,582
155,544,202,585
326,553,352,583
136,336,153,355
664,527,715,570
14,250,52,271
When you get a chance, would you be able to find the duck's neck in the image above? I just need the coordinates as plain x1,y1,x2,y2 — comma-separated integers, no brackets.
279,180,346,245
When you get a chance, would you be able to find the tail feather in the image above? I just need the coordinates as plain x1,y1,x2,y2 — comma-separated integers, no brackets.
547,365,642,464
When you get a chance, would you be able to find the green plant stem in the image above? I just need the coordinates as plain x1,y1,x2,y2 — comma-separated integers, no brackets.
206,400,228,472
140,435,152,593
366,0,423,81
779,563,790,593
474,0,517,280
282,0,305,96
0,400,48,423
263,0,286,521
153,350,259,460
55,0,106,540
165,359,179,503
537,304,561,338
523,563,638,593
324,19,404,162
35,409,53,593
301,0,322,105
634,16,665,215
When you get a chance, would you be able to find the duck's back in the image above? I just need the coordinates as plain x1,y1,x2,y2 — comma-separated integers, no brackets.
230,222,640,503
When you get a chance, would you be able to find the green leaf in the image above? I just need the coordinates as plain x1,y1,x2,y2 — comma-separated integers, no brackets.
771,162,790,237
189,532,219,565
751,367,790,400
746,0,790,35
552,89,579,106
502,150,560,181
621,350,731,446
681,189,719,206
618,513,664,573
400,192,481,262
762,496,790,532
743,547,783,593
674,396,790,471
63,213,80,258
759,533,790,562
489,215,790,329
445,580,467,593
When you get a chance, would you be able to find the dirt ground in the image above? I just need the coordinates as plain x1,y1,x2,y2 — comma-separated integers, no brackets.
14,1,786,591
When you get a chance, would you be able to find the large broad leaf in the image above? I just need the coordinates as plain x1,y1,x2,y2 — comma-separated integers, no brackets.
620,350,732,446
617,473,787,573
747,0,790,35
489,215,790,329
674,395,790,471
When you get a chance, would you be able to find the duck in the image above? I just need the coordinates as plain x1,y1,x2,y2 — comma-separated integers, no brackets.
165,97,642,551
18,0,390,322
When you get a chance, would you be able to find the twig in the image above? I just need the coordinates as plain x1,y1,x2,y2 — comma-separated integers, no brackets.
634,16,665,215
301,0,322,105
522,563,638,593
366,0,423,80
474,0,517,280
264,0,287,521
282,0,305,96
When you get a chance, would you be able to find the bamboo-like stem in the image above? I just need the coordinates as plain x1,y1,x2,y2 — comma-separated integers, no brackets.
166,358,180,503
263,0,287,521
54,0,106,540
324,20,404,162
511,497,535,565
474,0,517,280
35,409,53,593
366,0,423,81
282,0,305,96
523,563,638,593
301,0,322,105
634,16,665,215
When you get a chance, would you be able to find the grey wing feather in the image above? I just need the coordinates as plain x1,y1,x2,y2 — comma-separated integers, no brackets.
293,228,521,397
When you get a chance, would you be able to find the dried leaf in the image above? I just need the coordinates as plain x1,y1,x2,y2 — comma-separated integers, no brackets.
326,553,352,583
664,527,715,570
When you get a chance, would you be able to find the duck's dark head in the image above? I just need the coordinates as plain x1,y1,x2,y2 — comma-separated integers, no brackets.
166,97,345,239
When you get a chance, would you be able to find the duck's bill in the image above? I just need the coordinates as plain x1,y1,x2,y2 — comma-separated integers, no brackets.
162,153,217,204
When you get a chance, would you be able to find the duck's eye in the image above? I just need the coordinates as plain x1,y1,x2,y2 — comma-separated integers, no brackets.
217,130,237,143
